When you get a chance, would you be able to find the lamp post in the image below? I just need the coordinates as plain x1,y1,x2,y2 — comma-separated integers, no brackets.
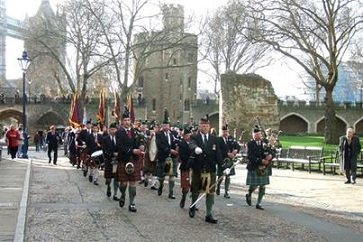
17,51,31,159
27,79,32,102
360,83,363,108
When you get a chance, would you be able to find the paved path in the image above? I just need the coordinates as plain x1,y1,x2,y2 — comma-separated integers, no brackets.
0,148,362,242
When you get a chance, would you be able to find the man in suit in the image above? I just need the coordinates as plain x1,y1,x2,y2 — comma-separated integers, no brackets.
115,112,144,212
102,122,120,200
155,118,179,199
188,117,223,224
245,127,273,210
216,125,241,198
338,127,361,184
46,125,62,165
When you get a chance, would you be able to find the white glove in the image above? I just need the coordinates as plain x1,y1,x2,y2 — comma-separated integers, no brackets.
223,168,231,176
195,147,203,155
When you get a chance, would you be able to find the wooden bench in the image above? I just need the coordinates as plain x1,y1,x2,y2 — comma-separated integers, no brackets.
321,149,363,176
276,146,323,173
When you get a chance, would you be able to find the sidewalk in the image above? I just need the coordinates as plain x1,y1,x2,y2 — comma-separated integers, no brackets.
0,148,362,241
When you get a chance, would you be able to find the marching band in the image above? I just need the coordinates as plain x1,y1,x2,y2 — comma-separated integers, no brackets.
63,109,280,224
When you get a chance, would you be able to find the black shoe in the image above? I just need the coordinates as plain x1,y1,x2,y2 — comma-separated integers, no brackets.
83,170,87,177
256,204,264,210
352,180,356,184
224,194,230,199
106,186,111,197
53,162,57,165
245,194,251,206
344,180,351,184
158,185,163,196
189,206,195,218
205,215,218,224
113,196,119,201
77,165,80,169
93,181,99,186
144,179,148,187
150,186,158,190
180,198,185,208
119,196,125,207
168,194,176,199
88,175,93,182
49,160,51,164
128,204,137,212
216,186,220,196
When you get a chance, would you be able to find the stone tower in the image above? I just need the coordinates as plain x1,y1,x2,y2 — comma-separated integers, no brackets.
24,0,66,97
134,4,198,124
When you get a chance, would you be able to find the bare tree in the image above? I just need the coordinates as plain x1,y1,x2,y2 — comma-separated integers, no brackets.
245,0,363,144
201,0,271,93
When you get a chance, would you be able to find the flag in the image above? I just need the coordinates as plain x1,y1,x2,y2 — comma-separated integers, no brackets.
114,91,121,121
82,106,87,124
126,93,135,123
69,93,80,127
96,89,105,129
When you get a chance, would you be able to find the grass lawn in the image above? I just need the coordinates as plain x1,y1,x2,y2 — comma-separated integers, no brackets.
278,135,338,155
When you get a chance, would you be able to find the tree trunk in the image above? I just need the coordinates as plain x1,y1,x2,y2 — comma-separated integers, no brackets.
324,88,338,144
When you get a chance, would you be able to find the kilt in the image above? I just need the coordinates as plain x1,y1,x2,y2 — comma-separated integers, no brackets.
246,169,270,186
180,170,191,190
191,170,216,194
143,154,157,175
103,158,116,179
115,157,142,183
156,157,177,178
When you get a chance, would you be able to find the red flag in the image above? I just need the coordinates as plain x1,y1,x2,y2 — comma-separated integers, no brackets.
96,90,105,129
126,93,135,123
114,91,121,121
69,93,80,127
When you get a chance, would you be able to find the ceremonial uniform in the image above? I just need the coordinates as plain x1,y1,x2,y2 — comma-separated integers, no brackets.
85,124,104,185
115,113,144,212
143,124,159,190
178,129,192,208
156,119,179,199
216,126,241,198
79,122,92,176
189,118,223,224
245,127,273,210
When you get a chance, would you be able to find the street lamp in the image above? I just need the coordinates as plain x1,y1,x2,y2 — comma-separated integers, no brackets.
27,79,32,102
360,83,363,108
17,51,31,159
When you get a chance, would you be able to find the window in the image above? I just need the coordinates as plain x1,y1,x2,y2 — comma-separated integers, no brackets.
138,76,144,88
188,53,193,63
173,58,177,65
184,99,190,111
188,76,192,89
165,73,169,81
152,98,156,111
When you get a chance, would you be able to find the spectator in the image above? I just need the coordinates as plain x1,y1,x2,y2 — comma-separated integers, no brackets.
17,126,24,158
6,125,20,159
34,132,41,152
46,125,62,165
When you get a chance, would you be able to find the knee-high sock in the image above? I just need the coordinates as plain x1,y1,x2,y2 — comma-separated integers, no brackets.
158,178,164,188
120,184,127,198
216,177,223,192
182,189,188,200
224,176,230,194
128,185,136,205
257,185,266,205
248,185,258,195
168,178,175,195
113,179,119,196
191,192,199,206
206,194,214,217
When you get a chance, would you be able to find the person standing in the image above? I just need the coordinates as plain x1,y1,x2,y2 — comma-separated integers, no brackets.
85,123,103,185
34,131,40,152
46,125,62,165
16,126,24,158
178,128,192,208
116,112,144,212
216,125,241,198
245,127,273,210
188,117,223,224
6,125,20,159
339,127,361,184
155,117,179,199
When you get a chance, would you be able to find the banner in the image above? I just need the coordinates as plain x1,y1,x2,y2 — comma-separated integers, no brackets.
126,93,135,123
69,93,80,127
114,91,121,121
96,89,105,129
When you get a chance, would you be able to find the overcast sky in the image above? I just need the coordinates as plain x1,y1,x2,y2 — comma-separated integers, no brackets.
5,0,304,99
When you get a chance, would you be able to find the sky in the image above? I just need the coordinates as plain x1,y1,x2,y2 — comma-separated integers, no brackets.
4,0,304,99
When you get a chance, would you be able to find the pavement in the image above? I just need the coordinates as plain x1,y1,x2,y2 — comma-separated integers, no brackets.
0,147,362,242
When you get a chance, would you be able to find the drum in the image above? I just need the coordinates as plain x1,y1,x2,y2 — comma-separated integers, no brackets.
91,150,104,166
148,135,157,162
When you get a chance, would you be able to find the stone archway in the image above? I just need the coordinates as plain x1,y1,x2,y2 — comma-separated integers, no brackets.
0,108,23,125
36,111,66,127
316,117,346,135
279,114,308,134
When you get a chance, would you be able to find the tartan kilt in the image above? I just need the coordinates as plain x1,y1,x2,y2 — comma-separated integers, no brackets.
143,156,157,175
190,170,217,194
180,170,191,190
246,169,270,186
156,157,177,178
103,158,116,179
115,157,142,183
